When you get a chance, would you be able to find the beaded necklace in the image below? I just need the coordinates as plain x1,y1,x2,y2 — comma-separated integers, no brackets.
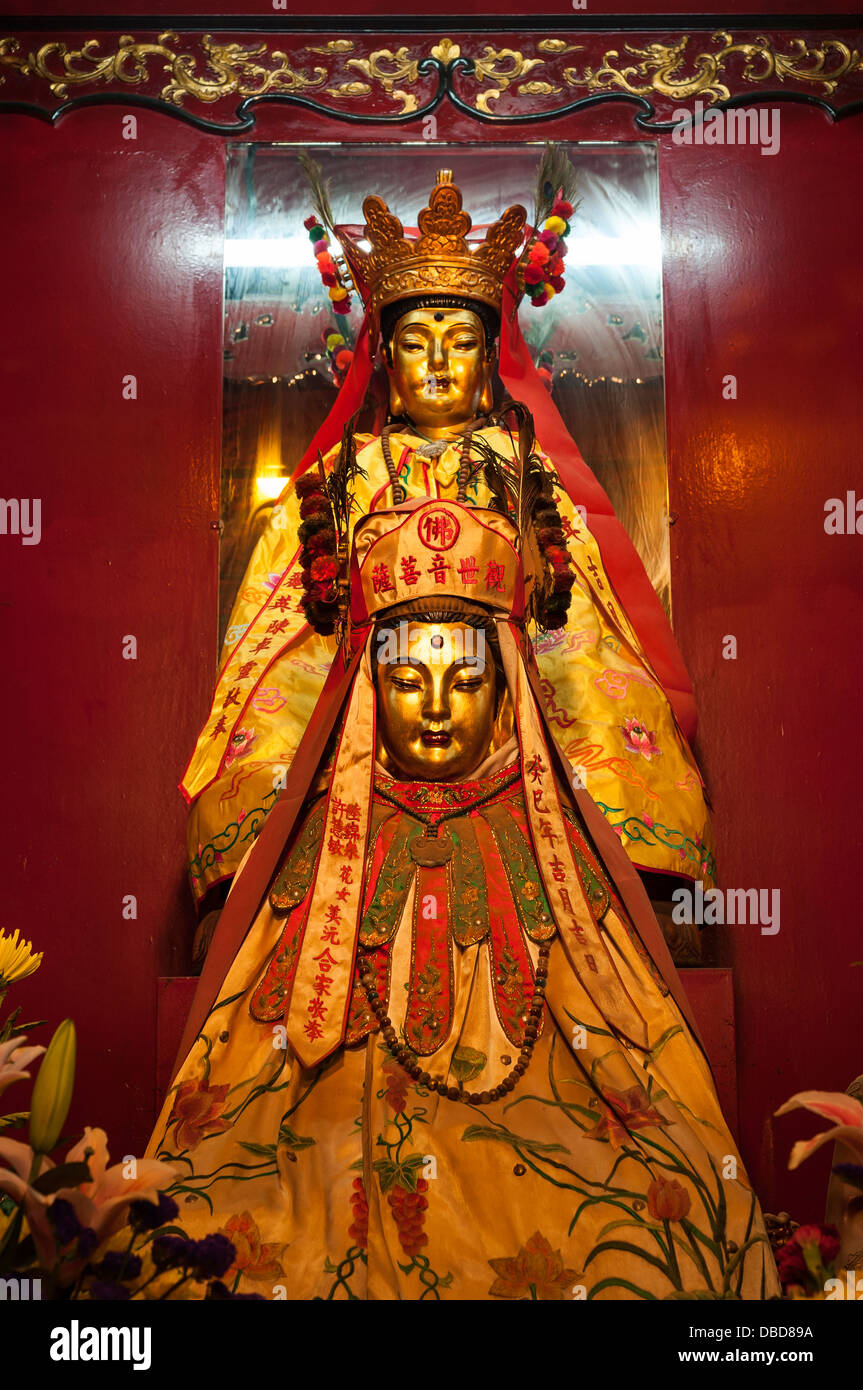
360,760,553,1104
359,942,551,1106
380,419,487,504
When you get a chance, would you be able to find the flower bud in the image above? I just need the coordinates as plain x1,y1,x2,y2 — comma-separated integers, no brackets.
29,1018,76,1154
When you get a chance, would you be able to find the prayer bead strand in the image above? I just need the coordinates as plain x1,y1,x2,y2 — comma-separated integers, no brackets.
358,940,552,1104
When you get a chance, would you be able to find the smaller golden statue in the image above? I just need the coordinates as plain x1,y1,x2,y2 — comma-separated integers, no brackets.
148,478,778,1300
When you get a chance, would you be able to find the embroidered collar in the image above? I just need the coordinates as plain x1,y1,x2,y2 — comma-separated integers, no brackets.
374,759,520,819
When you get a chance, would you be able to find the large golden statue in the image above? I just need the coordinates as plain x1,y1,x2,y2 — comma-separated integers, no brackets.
145,163,779,1298
183,165,715,978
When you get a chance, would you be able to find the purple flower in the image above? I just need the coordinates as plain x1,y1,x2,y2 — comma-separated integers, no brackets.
77,1228,99,1258
190,1234,235,1281
47,1198,84,1246
833,1162,863,1192
206,1280,266,1301
151,1234,195,1270
95,1251,142,1281
129,1191,179,1232
89,1280,131,1301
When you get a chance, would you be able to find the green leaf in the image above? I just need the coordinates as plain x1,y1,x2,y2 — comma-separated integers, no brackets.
461,1123,567,1156
583,1239,676,1279
664,1289,723,1301
561,1009,616,1040
0,1011,46,1044
587,1276,657,1300
277,1122,316,1151
31,1160,92,1195
722,1235,768,1293
451,1046,487,1085
597,1216,660,1240
642,1026,682,1068
396,1154,426,1193
238,1142,277,1159
372,1158,399,1194
0,1112,29,1132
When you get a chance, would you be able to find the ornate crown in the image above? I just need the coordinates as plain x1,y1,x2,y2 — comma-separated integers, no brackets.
341,172,527,321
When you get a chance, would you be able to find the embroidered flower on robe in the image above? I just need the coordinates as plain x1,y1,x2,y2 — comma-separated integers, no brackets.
488,1231,579,1300
621,717,661,760
168,1079,232,1151
224,728,256,768
647,1175,691,1222
217,1210,286,1283
584,1085,669,1150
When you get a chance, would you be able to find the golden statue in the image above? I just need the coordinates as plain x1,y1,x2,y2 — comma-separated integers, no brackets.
183,162,714,978
148,492,778,1299
144,160,779,1298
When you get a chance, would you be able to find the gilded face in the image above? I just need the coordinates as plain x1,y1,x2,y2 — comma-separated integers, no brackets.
375,622,497,782
387,307,491,435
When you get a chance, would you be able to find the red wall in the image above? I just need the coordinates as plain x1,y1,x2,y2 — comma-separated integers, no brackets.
0,112,224,1156
661,110,863,1213
1,27,861,1216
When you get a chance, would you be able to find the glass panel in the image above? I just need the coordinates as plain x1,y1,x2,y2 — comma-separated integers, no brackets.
220,141,668,650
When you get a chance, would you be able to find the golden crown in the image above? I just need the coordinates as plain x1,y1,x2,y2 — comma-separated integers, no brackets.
340,172,527,321
350,500,523,624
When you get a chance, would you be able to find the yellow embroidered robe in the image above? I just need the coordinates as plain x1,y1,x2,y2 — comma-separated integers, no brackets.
148,757,777,1302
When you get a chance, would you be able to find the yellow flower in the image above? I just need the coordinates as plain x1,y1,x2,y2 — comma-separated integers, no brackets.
0,928,43,988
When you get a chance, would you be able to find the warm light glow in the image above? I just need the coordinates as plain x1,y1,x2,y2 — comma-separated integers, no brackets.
255,473,288,501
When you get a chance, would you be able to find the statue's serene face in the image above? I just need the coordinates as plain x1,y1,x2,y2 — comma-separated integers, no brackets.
375,621,498,781
387,307,491,437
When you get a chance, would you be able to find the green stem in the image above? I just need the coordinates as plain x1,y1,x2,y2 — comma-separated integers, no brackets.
663,1219,683,1288
157,1271,193,1300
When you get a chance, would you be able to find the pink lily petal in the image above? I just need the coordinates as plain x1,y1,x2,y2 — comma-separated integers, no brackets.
787,1125,863,1171
23,1195,60,1270
0,1136,51,1183
775,1091,863,1129
0,1037,46,1096
65,1126,109,1187
58,1127,179,1243
0,1037,45,1070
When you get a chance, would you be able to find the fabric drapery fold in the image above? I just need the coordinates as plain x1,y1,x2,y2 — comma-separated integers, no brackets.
171,630,370,1077
497,268,695,741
